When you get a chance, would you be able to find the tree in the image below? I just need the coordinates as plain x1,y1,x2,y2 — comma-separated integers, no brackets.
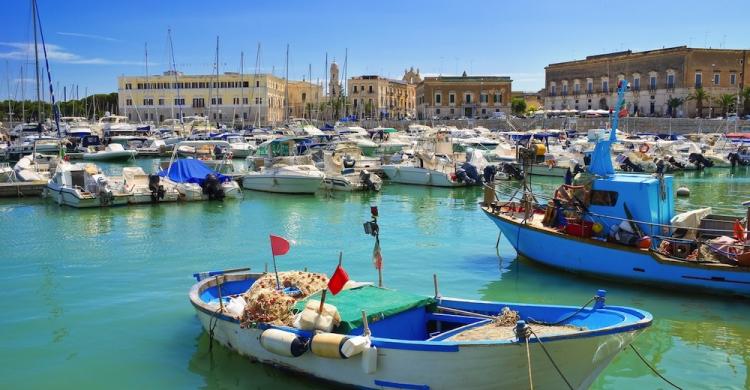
741,87,750,116
714,94,736,117
688,87,709,118
511,97,526,115
666,97,685,118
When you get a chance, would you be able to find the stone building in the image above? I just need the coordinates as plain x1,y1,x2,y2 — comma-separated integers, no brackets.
348,69,418,119
329,61,342,98
416,72,512,119
511,91,545,110
117,72,321,125
545,46,749,117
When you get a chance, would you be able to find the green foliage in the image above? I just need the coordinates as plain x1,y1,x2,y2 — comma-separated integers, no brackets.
714,93,736,117
688,87,709,118
0,93,119,123
741,87,750,116
666,97,685,118
511,97,526,115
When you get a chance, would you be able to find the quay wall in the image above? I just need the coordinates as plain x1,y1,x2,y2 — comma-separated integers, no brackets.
356,118,750,135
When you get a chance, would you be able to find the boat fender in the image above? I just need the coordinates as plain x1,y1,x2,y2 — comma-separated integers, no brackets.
259,328,308,358
361,345,378,374
341,335,369,358
311,333,350,359
639,144,650,153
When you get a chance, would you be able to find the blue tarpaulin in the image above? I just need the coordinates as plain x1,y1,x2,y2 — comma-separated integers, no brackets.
159,159,230,184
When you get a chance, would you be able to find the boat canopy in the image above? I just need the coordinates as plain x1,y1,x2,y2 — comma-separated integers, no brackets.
159,159,230,184
293,285,436,334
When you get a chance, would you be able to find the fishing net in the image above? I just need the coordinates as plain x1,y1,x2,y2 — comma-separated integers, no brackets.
240,271,328,327
448,307,583,341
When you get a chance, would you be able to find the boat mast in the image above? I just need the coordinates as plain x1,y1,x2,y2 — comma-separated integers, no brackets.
215,36,220,127
6,61,12,130
33,0,60,137
343,48,348,118
167,29,182,129
145,42,151,124
239,50,244,129
253,42,260,128
284,43,289,123
20,66,25,123
324,52,328,121
32,0,42,123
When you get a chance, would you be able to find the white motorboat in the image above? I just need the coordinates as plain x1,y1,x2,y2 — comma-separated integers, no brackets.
213,133,256,158
160,141,243,201
46,161,129,208
119,167,180,204
323,142,382,191
243,137,325,194
382,130,484,187
99,115,140,146
82,143,138,162
0,163,15,182
12,139,64,181
336,126,378,156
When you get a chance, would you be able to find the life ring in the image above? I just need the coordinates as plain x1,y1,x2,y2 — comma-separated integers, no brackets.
639,144,650,153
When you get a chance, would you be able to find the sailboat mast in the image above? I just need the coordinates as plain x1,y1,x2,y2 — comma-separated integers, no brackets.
145,42,151,123
284,43,289,123
343,48,348,117
239,50,244,128
6,61,12,130
167,29,182,125
253,42,260,127
324,52,328,121
20,66,25,123
32,0,42,123
215,36,220,126
307,63,311,121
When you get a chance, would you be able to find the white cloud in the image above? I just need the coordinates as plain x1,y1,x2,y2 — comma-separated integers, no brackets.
56,32,121,42
0,42,148,66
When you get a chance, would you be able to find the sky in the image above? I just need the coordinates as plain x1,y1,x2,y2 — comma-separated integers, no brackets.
2,0,749,100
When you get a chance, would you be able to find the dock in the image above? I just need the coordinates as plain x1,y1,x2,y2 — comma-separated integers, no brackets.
0,181,47,198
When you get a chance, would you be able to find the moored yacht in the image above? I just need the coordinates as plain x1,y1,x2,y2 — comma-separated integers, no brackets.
242,137,325,194
46,161,129,207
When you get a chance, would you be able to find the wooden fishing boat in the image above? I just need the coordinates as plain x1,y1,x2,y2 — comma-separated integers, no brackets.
189,270,651,389
483,80,750,297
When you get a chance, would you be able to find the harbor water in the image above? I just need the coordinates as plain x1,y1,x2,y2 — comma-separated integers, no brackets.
1,161,749,389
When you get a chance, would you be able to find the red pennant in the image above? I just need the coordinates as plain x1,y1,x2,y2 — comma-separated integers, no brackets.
372,239,383,270
269,234,290,256
327,264,349,295
734,220,745,241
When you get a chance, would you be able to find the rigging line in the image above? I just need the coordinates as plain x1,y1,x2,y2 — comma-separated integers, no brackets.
629,344,683,390
527,296,596,326
528,328,574,390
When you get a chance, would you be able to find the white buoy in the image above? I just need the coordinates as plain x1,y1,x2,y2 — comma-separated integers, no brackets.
676,187,690,197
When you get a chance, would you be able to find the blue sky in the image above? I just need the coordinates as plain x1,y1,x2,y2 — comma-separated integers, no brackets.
2,0,749,100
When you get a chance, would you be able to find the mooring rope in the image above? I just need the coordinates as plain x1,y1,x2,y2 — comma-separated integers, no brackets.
527,296,597,326
528,327,574,390
629,344,683,390
525,336,534,390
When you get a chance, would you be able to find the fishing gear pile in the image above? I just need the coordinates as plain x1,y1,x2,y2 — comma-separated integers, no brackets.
240,271,329,326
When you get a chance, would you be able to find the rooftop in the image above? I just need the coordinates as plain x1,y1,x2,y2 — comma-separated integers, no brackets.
547,45,749,68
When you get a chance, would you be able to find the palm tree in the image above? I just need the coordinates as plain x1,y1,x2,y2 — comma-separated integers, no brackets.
666,97,685,118
714,94,736,117
688,87,709,118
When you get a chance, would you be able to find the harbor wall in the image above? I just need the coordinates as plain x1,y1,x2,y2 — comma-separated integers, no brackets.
357,117,750,134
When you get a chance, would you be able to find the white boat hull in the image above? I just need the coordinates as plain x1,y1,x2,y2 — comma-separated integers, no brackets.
46,185,128,208
382,165,467,187
323,174,382,192
83,150,137,162
193,308,643,390
242,174,323,194
175,182,243,201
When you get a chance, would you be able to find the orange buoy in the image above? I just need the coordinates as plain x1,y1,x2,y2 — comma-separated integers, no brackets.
637,236,652,249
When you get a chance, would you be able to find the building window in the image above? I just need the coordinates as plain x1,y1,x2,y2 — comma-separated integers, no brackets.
695,72,702,88
574,84,580,94
242,97,248,104
174,98,185,106
435,94,441,104
562,85,568,96
667,74,675,89
649,76,656,90
301,93,306,101
602,80,609,93
730,73,737,85
714,73,720,85
125,99,132,106
435,108,440,115
158,98,165,106
633,77,640,91
243,112,248,120
255,81,260,88
494,93,502,103
550,85,556,96
143,98,153,106
192,98,204,108
449,94,455,104
233,97,240,104
353,86,358,93
125,83,132,90
480,93,488,103
450,108,454,114
587,81,593,94
368,85,373,93
465,94,471,103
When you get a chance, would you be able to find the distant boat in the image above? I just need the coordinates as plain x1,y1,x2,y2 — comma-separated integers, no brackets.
82,143,137,162
189,269,652,389
46,161,129,208
159,157,242,201
322,142,381,192
242,137,325,194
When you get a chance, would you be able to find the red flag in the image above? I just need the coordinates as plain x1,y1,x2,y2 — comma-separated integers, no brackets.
734,220,745,241
372,239,382,270
618,105,629,118
327,264,349,295
269,234,290,256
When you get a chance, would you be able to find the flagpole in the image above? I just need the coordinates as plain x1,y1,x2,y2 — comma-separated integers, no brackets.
272,252,281,290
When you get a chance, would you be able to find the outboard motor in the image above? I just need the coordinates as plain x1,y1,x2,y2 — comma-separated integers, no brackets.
342,155,356,169
619,156,643,172
460,162,481,185
455,167,471,184
728,152,740,168
656,159,667,175
501,163,523,180
359,169,376,191
483,165,498,183
688,153,713,169
202,174,226,201
667,156,685,170
148,174,165,202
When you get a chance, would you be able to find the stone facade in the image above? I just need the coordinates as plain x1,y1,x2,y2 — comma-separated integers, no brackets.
348,69,418,119
545,46,749,117
416,73,512,119
117,72,321,125
512,91,544,110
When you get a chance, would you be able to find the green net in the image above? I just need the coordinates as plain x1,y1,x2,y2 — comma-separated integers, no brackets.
293,285,436,334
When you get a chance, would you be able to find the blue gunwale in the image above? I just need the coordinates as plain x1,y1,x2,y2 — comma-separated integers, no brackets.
189,272,653,352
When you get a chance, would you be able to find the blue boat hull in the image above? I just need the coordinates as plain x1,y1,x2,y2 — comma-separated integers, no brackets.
484,209,750,297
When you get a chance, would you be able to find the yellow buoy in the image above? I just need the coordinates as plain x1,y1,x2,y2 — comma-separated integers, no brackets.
311,333,350,359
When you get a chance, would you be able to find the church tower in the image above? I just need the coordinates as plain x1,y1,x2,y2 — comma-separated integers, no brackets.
329,61,341,97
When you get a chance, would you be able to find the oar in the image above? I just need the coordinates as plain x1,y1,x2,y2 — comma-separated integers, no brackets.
192,267,250,281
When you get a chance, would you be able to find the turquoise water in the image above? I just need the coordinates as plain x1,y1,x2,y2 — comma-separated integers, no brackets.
1,161,749,389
